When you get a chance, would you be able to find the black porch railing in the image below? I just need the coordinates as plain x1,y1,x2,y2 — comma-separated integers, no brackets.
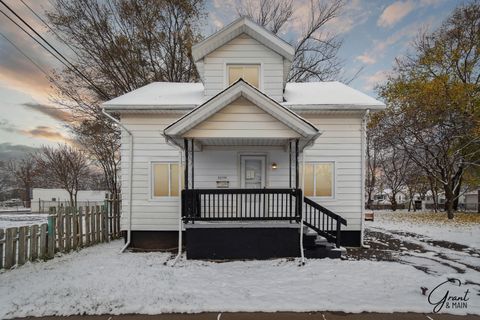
182,188,303,222
181,188,347,248
303,197,347,248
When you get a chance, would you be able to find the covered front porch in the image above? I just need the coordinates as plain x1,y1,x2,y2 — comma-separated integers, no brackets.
163,80,347,259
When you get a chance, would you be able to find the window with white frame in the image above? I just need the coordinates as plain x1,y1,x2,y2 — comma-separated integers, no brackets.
227,64,260,88
151,162,183,198
303,162,334,197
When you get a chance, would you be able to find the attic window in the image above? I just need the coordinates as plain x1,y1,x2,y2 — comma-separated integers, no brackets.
227,64,260,88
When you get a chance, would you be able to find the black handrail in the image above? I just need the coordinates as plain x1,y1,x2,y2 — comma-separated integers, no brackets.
302,196,347,248
182,188,303,223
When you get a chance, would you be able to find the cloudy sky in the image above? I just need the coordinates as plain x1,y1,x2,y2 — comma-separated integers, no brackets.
0,0,460,149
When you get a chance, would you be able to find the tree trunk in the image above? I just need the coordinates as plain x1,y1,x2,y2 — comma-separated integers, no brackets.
24,182,31,208
444,186,455,219
452,171,463,211
391,196,398,211
68,192,75,208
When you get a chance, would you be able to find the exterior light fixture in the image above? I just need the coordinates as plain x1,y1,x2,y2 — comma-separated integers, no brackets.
271,162,278,170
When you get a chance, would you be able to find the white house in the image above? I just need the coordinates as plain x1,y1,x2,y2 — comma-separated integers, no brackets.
103,18,385,259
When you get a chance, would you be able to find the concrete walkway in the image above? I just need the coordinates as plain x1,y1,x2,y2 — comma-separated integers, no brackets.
15,312,480,320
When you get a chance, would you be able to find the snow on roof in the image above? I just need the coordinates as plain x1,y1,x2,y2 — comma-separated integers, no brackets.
103,82,205,107
103,81,385,110
283,82,385,108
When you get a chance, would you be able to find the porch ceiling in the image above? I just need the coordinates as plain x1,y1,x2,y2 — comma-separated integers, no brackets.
196,137,290,147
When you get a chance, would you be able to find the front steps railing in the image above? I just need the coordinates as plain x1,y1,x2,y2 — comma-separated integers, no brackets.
302,197,347,248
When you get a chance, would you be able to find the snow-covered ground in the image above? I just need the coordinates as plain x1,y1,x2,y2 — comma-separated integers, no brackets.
0,213,48,228
0,211,478,318
369,211,480,249
0,240,478,318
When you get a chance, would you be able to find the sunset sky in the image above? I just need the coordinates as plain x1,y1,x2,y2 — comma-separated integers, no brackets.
0,0,460,149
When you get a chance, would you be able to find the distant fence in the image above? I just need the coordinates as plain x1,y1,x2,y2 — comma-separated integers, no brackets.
36,200,105,214
367,204,407,210
0,194,121,270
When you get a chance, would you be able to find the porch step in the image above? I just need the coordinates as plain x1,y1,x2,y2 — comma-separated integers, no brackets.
302,233,346,259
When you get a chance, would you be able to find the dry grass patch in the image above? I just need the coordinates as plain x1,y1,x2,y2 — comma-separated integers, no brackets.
376,211,480,227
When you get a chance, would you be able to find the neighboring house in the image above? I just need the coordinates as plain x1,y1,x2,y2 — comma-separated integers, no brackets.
103,18,385,259
373,189,408,205
463,190,479,212
31,188,107,213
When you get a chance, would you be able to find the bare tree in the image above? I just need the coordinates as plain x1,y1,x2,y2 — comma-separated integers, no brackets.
377,147,410,211
35,145,90,207
237,0,293,34
46,0,205,195
75,119,120,195
237,0,346,82
7,155,37,208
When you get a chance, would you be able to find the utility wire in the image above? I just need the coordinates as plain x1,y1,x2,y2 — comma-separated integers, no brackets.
0,30,52,80
0,0,110,100
19,0,78,55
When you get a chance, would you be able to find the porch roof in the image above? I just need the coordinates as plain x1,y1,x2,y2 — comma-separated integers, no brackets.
163,79,320,150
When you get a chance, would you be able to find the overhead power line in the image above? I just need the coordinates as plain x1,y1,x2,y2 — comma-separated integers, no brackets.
0,30,52,80
19,0,78,55
0,0,110,100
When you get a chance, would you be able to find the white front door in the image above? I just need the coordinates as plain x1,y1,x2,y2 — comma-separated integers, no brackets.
240,155,266,189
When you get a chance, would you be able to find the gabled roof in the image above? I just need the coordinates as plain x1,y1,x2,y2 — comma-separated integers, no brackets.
192,17,295,62
164,79,319,148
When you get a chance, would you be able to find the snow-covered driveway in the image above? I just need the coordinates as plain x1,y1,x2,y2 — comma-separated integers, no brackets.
1,237,479,319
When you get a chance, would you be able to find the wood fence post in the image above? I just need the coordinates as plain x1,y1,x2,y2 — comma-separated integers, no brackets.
78,206,84,247
0,229,4,269
85,206,90,246
39,224,47,260
47,207,56,259
102,205,108,242
30,225,39,261
96,205,101,243
65,207,71,252
5,227,17,269
57,206,64,252
17,226,27,265
72,207,78,249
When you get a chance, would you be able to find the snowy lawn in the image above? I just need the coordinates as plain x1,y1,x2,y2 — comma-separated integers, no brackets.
0,213,48,229
369,211,480,249
0,240,479,319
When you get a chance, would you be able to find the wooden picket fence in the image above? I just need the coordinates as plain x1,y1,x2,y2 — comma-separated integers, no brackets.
0,195,121,270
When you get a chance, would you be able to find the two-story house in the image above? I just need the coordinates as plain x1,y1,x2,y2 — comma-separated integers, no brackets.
103,17,385,260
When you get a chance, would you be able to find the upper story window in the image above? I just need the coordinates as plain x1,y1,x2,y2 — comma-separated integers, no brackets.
227,64,260,88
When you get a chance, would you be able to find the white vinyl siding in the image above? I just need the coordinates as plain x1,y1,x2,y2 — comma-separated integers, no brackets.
302,114,363,231
120,112,363,233
203,34,284,102
184,97,299,139
120,114,183,231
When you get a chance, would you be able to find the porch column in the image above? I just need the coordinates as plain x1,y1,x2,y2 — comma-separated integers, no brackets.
184,139,188,190
295,139,299,189
191,138,195,189
289,139,292,188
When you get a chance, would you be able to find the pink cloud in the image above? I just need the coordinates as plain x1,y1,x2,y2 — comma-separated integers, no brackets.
377,0,415,28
